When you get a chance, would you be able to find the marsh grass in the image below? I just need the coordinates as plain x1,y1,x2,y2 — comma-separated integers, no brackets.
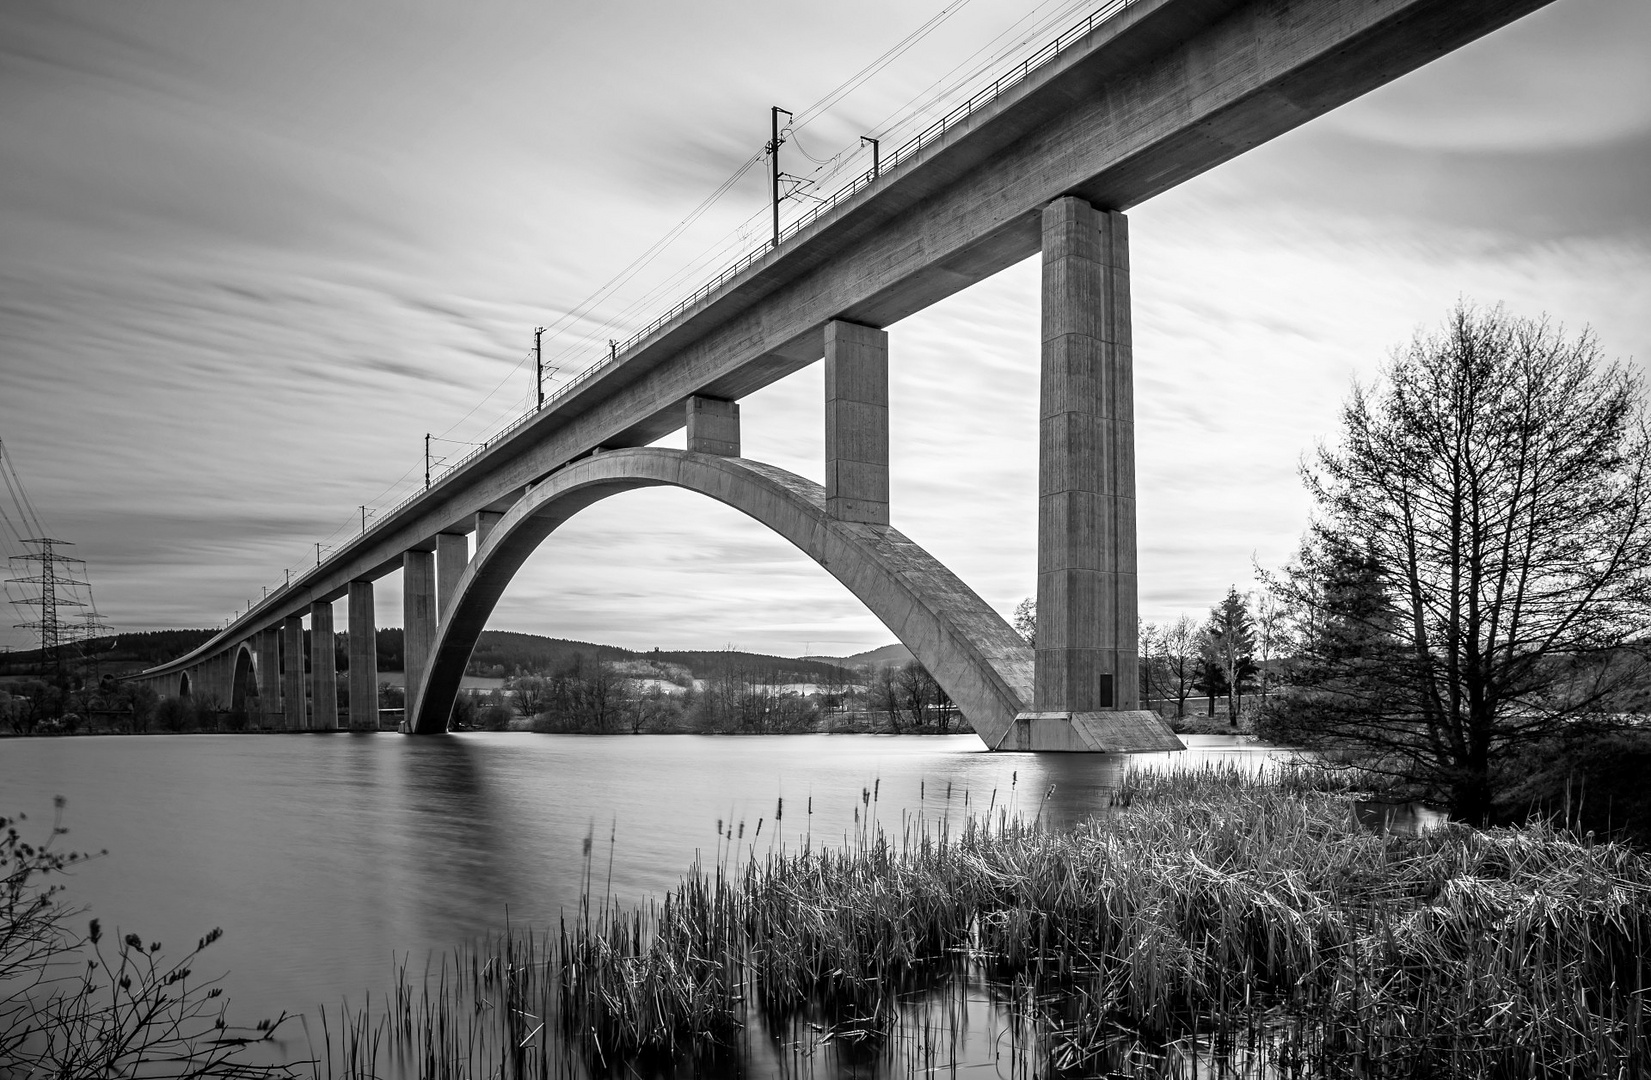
313,764,1651,1078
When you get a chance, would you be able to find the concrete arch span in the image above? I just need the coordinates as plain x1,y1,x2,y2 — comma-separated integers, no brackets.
411,447,1040,745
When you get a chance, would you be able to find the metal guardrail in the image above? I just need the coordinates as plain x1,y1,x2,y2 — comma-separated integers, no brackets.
297,0,1139,594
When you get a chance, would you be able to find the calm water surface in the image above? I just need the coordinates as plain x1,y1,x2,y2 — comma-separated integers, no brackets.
0,732,1285,1047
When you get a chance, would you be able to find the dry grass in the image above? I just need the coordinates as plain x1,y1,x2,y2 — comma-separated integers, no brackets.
312,764,1651,1078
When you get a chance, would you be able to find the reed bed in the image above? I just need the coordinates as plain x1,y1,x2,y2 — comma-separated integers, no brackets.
311,764,1651,1078
557,764,1651,1078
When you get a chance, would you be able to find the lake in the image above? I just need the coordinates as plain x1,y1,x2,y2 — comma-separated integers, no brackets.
0,731,1288,1068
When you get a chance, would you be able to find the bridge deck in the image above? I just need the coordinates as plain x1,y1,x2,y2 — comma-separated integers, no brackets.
141,0,1549,678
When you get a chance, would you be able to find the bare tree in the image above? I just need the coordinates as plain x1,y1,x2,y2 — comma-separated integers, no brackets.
1158,615,1201,718
1276,303,1651,819
1138,620,1164,712
510,675,552,720
872,664,905,733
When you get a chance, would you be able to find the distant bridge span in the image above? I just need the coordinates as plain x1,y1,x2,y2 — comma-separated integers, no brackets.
132,0,1554,748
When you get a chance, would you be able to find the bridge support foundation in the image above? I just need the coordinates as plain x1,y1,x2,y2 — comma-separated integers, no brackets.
1036,197,1135,711
310,601,338,729
403,550,436,725
257,628,281,729
686,397,740,456
281,614,304,730
348,580,377,730
824,320,889,525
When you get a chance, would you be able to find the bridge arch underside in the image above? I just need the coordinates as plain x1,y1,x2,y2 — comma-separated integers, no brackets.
414,448,1183,752
230,645,256,715
413,448,1040,746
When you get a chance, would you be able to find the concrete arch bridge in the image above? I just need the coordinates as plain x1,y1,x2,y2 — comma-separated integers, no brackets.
130,0,1552,750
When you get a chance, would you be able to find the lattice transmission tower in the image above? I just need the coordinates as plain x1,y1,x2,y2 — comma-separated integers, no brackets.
2,438,109,673
7,537,89,673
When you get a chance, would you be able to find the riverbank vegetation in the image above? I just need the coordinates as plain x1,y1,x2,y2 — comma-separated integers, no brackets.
477,653,959,736
1,800,298,1078
11,762,1650,1077
298,765,1650,1079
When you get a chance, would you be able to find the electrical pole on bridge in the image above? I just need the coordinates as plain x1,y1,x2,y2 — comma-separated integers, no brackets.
768,106,792,250
534,326,546,409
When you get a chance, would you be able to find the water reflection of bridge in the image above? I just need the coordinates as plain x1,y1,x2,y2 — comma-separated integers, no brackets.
131,0,1554,749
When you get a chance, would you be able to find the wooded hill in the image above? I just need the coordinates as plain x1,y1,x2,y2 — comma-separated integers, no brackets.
5,627,859,686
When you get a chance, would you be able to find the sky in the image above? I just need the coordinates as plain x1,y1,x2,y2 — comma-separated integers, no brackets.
1,0,1647,659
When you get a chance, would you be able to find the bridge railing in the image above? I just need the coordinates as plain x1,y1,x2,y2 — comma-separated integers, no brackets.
337,0,1139,559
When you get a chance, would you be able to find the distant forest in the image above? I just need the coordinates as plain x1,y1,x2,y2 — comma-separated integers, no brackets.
4,627,859,685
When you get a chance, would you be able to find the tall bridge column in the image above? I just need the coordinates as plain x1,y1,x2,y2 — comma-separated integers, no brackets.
281,614,305,730
310,600,338,729
403,550,436,724
348,579,377,730
257,628,281,729
824,319,889,525
1035,197,1136,713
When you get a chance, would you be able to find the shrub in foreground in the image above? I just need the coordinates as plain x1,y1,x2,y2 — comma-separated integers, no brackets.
1,800,297,1078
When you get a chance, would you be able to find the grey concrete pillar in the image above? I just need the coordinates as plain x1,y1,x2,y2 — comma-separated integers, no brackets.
824,320,889,525
281,614,305,730
686,396,741,456
348,580,377,730
310,600,338,729
475,511,503,549
435,533,468,622
1035,197,1137,712
403,550,436,722
257,628,282,729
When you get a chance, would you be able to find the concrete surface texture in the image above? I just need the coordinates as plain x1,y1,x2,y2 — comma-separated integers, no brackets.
281,615,304,731
310,599,337,730
1036,198,1137,713
685,396,741,456
824,320,890,525
402,550,435,721
347,579,377,729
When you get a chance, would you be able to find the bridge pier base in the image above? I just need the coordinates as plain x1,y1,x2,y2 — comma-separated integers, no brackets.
348,579,377,730
257,628,281,729
824,319,889,525
310,600,338,729
281,614,304,731
403,550,436,726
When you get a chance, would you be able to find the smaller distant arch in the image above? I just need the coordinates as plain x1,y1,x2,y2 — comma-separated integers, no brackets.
231,645,257,715
179,671,192,698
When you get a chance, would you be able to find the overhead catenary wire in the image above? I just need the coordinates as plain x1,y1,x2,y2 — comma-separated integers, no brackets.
523,0,987,378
